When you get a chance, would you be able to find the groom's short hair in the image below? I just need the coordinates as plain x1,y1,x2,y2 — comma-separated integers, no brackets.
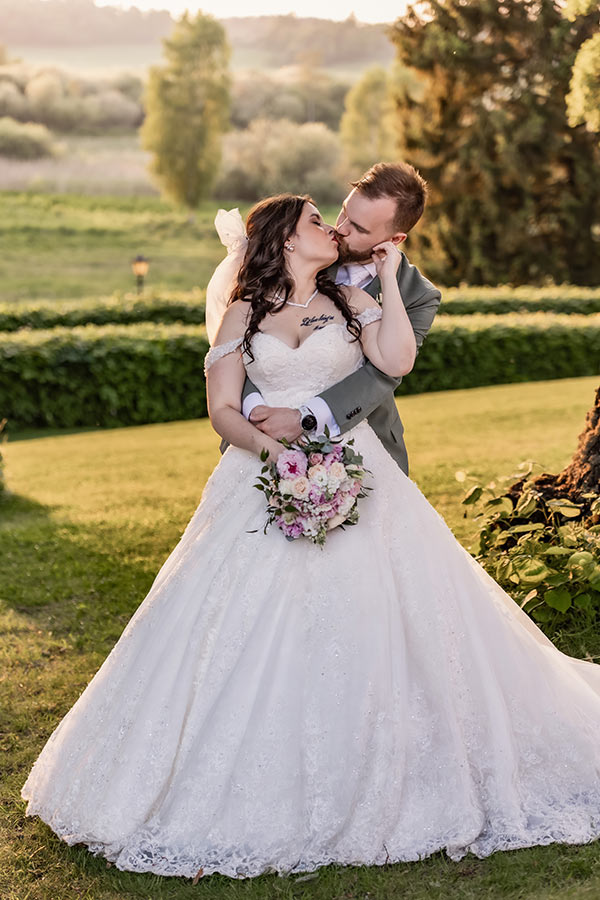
351,162,427,233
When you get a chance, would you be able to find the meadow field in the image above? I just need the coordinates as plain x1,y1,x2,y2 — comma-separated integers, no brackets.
3,376,600,900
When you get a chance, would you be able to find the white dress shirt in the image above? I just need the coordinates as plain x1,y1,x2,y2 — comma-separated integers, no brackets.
242,262,377,436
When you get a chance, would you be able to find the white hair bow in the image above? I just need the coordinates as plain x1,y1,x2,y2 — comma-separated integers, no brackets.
205,208,248,345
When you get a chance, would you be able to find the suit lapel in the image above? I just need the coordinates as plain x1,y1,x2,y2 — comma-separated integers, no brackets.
363,275,381,299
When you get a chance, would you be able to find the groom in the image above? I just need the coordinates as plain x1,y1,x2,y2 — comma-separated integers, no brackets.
232,161,441,475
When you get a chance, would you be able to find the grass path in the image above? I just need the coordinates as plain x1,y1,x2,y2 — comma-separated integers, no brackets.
2,376,600,899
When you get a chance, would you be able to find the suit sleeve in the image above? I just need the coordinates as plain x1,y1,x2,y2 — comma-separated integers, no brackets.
319,274,441,436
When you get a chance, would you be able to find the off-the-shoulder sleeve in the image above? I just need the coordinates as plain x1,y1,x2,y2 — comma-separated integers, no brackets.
357,306,383,327
203,336,244,375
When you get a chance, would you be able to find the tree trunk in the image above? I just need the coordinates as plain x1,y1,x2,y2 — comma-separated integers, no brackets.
507,384,600,512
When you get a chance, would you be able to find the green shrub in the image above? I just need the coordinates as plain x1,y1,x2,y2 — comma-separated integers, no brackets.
462,465,600,633
2,314,599,430
441,285,600,315
0,290,206,332
400,313,600,394
0,323,209,430
0,116,56,159
214,118,345,203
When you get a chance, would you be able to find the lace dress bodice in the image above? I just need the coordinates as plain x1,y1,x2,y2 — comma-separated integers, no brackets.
204,307,382,408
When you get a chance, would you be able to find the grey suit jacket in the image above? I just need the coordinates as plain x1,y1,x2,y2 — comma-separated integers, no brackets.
222,253,442,475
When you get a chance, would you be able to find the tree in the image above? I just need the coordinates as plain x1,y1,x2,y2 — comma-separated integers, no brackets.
390,0,600,286
339,67,397,176
564,0,600,134
141,11,230,208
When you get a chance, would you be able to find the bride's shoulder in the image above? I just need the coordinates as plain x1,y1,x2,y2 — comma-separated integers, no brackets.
340,284,382,320
213,299,251,345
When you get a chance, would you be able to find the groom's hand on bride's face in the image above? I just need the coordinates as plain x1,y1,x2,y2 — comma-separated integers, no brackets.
249,405,303,442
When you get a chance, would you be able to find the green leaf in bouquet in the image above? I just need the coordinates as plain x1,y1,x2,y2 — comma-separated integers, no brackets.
253,483,265,491
283,504,299,513
256,476,270,485
542,546,574,556
260,448,269,462
544,586,572,613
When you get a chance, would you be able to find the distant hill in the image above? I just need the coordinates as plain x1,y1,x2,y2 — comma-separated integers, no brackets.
0,1,394,69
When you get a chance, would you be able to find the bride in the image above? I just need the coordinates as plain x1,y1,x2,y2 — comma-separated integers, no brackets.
21,193,600,881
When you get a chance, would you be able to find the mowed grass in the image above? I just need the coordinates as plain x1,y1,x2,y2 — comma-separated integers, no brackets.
0,192,341,303
2,376,600,900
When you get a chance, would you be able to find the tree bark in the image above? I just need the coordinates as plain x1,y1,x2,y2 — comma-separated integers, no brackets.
507,384,600,514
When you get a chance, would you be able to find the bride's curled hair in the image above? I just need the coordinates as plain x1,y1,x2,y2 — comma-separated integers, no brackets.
229,193,362,361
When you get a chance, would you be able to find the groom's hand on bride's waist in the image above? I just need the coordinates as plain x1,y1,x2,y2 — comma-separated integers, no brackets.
249,405,303,442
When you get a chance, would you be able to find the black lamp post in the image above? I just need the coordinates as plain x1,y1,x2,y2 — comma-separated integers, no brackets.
131,255,150,294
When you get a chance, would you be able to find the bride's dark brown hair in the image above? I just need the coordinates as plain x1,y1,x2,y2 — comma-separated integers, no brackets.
229,193,361,360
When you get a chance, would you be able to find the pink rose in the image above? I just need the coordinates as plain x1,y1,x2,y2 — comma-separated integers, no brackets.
276,449,308,480
349,480,361,497
323,452,335,470
308,452,323,466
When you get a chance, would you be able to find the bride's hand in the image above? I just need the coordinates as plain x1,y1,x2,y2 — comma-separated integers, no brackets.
260,437,283,463
371,240,402,281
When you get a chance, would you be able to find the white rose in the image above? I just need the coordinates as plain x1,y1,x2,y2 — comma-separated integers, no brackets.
279,479,295,496
338,494,355,517
329,462,347,482
290,476,310,500
307,464,328,487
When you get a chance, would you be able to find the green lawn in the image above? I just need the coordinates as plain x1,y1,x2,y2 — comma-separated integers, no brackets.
2,376,600,899
0,193,342,303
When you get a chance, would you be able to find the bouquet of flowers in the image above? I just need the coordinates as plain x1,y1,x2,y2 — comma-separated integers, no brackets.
253,429,372,547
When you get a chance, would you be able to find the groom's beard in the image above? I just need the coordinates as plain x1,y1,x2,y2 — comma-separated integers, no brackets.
334,234,376,265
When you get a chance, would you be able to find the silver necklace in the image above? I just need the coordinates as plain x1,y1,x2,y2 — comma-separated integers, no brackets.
274,287,319,308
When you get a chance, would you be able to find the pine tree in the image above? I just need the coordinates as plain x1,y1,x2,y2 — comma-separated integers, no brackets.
141,11,230,208
390,0,600,286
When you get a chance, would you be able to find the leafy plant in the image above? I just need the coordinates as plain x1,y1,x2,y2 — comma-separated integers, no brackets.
462,462,600,631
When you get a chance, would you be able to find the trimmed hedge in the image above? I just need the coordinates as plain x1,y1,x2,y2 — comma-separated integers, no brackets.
0,290,207,332
3,323,209,429
4,286,600,333
4,314,600,430
441,286,600,316
398,313,600,394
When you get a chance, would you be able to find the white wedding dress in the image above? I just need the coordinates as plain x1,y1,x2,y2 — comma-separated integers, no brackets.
21,311,600,880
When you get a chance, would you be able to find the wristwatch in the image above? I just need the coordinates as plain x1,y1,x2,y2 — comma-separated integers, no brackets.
298,404,317,433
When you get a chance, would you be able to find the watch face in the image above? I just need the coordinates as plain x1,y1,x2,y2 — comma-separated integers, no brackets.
302,414,317,431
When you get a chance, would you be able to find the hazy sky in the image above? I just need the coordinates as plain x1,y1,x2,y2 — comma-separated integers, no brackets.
95,0,407,24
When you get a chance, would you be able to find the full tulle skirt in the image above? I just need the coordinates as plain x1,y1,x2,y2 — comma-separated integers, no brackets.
21,421,600,878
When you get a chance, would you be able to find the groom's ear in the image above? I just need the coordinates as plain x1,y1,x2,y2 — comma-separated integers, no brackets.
392,232,408,246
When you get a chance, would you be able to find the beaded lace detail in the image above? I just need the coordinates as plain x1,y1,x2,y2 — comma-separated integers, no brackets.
21,301,600,881
203,336,244,374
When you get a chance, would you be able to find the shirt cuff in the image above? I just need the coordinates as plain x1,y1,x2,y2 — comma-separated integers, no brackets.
242,391,265,421
305,395,340,438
